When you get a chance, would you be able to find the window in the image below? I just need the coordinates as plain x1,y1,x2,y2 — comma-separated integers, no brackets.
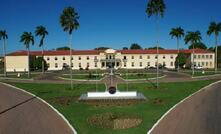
163,55,165,59
79,57,81,60
198,55,201,59
202,62,204,66
47,57,50,61
210,55,213,59
71,57,73,60
102,62,105,67
132,62,134,67
163,62,166,66
87,56,89,60
123,56,127,60
210,62,212,66
95,62,97,67
170,55,173,59
170,62,173,66
55,57,58,60
79,63,81,67
132,56,134,59
206,62,208,66
147,56,150,59
63,63,66,67
63,57,65,60
206,55,209,59
140,62,142,67
194,55,196,59
47,63,50,67
55,63,58,68
87,63,90,67
202,55,205,59
71,63,73,67
155,62,157,66
139,55,142,59
147,62,150,66
155,55,158,59
94,56,97,60
124,62,126,67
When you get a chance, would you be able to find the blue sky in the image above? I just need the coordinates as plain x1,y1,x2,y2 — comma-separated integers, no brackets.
0,0,221,54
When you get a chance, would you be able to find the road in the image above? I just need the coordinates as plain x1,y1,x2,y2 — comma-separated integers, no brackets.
0,83,74,134
151,81,221,134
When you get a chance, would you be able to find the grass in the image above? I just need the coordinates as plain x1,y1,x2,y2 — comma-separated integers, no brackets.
7,80,218,134
61,74,104,80
120,73,164,80
0,73,40,79
180,70,221,77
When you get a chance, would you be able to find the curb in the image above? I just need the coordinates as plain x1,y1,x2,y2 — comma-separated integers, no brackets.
191,73,221,79
147,79,221,134
58,76,102,82
121,75,166,81
0,82,77,134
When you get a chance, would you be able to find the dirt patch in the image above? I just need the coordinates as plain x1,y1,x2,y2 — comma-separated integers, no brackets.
87,112,142,130
153,98,164,105
80,99,146,107
48,96,79,105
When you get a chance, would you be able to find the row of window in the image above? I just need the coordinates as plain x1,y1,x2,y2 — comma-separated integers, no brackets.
47,56,98,61
123,55,174,60
52,62,98,68
123,62,174,67
194,55,213,59
193,62,213,66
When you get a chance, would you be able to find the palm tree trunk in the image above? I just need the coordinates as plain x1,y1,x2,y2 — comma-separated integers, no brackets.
215,35,218,73
192,44,195,76
69,33,73,89
156,16,159,88
42,45,44,74
28,48,30,78
177,38,180,72
3,39,7,77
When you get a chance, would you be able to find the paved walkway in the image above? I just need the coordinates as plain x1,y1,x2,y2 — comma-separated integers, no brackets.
0,83,74,134
151,81,221,134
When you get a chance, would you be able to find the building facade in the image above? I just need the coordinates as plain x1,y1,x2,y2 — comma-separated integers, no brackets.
5,48,215,72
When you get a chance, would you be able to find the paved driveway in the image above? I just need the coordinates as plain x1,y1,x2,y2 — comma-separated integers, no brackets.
0,83,74,134
151,81,221,134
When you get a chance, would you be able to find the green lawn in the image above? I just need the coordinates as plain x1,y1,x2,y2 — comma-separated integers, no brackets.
61,74,104,80
120,73,164,80
180,70,221,77
7,80,217,134
1,73,40,79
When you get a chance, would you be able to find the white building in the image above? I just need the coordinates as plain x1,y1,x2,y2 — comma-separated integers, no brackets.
5,48,215,72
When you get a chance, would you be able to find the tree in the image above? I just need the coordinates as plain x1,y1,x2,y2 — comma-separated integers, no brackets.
184,31,202,75
146,46,164,50
188,42,207,49
60,7,80,89
146,0,166,88
169,27,184,72
207,22,221,73
94,47,109,50
175,52,188,69
56,46,70,50
130,43,142,49
35,25,48,74
0,30,8,77
122,47,128,50
20,32,34,78
208,45,221,68
30,57,47,71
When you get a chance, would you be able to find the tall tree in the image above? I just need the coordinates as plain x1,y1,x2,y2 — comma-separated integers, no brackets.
130,43,142,49
188,42,207,49
184,31,202,76
20,32,34,78
146,0,166,88
207,22,221,73
35,25,48,73
60,7,80,89
169,27,185,72
0,30,8,77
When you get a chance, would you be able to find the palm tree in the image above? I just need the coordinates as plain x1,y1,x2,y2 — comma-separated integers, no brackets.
35,26,48,73
20,32,34,78
60,7,80,89
184,31,202,76
0,30,8,77
169,27,185,72
146,0,166,88
207,22,221,73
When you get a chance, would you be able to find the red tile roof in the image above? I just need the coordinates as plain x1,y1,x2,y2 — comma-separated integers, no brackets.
7,49,213,56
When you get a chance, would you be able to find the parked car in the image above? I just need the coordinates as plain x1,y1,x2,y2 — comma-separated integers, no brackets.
194,65,203,70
